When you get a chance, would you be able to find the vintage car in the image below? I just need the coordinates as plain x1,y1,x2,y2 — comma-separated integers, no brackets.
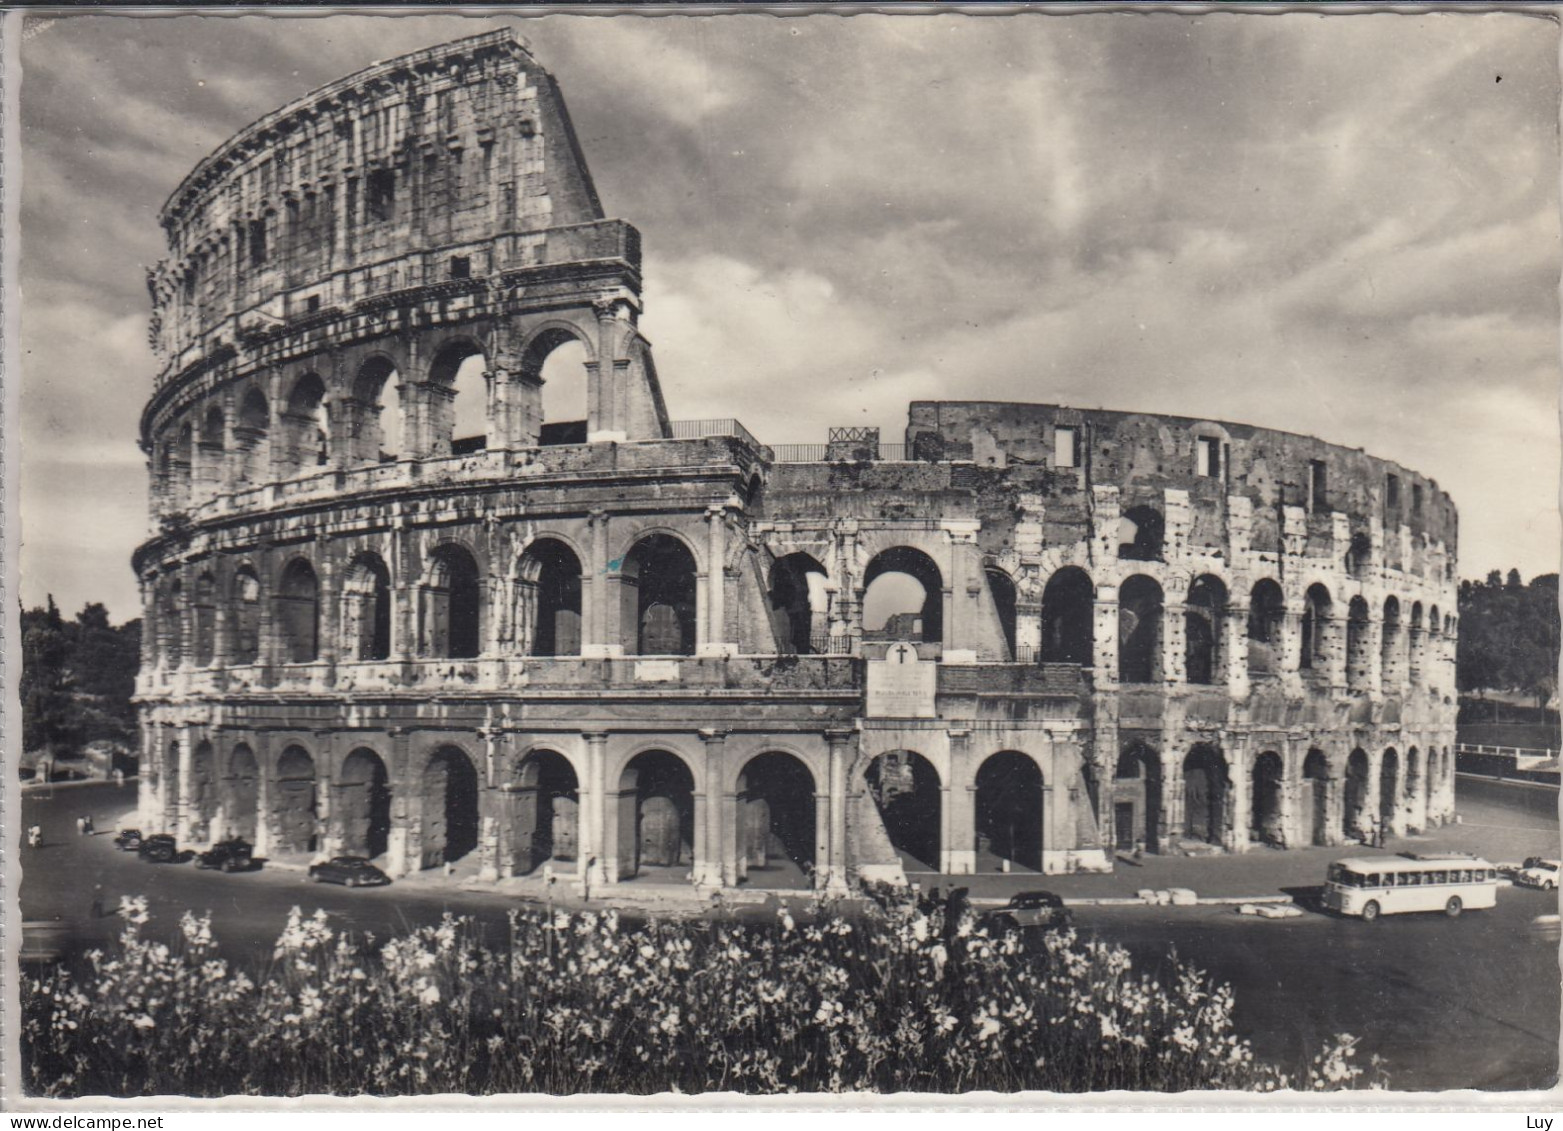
196,838,254,873
137,833,178,863
1516,858,1560,890
307,856,391,888
113,828,144,851
979,890,1073,934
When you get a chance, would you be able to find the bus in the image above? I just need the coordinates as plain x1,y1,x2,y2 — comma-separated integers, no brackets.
1324,853,1499,920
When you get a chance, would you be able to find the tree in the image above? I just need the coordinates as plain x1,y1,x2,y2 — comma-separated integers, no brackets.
1458,571,1561,705
19,598,142,760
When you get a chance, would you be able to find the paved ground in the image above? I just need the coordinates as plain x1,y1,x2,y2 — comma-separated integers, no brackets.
19,773,1560,1093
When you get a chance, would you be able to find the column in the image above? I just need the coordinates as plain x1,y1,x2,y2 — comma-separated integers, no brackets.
477,727,502,881
173,727,195,842
700,507,734,656
1366,615,1384,700
385,728,411,877
944,730,974,874
1225,605,1250,699
252,731,274,859
391,521,416,661
695,730,727,889
823,729,853,894
583,510,620,658
1162,599,1187,685
580,731,610,891
1094,586,1120,685
1326,613,1349,692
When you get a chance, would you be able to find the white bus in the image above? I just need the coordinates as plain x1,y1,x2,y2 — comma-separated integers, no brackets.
1324,853,1499,920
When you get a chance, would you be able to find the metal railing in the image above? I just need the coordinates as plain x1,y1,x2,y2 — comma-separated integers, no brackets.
769,442,915,463
667,418,762,448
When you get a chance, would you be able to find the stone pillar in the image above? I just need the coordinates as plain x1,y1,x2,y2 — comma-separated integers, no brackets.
944,730,974,874
1094,586,1120,685
1279,606,1305,694
1225,605,1250,699
580,731,610,891
252,731,274,859
824,729,853,894
1162,599,1187,685
385,728,411,877
835,520,861,650
174,727,195,842
700,507,734,656
1326,613,1349,692
584,510,620,658
391,521,416,662
1366,615,1384,700
478,727,503,881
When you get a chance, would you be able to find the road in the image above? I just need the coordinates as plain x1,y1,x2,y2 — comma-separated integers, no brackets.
19,775,1561,1093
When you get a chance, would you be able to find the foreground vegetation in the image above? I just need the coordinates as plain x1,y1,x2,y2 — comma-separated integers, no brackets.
23,893,1383,1096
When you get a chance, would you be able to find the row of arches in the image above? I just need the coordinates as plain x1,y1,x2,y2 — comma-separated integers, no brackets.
154,335,592,511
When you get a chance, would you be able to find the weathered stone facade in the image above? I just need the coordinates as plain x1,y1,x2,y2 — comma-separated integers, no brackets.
134,31,1457,891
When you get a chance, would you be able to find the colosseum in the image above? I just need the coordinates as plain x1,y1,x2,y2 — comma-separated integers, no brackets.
132,30,1459,893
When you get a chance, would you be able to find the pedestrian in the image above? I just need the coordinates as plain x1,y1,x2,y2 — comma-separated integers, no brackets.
28,825,41,848
90,884,104,920
75,816,85,836
84,815,95,836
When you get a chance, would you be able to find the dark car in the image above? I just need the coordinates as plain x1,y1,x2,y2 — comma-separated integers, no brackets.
980,890,1073,934
137,833,178,863
197,838,254,873
308,856,391,888
113,828,144,851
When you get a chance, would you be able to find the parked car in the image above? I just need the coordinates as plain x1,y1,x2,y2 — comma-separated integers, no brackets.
1517,859,1560,890
113,828,144,851
980,890,1073,934
308,856,391,888
137,834,178,863
197,838,254,873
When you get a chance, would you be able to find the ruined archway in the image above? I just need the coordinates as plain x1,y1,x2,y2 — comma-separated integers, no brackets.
1040,566,1094,665
738,752,817,886
863,547,943,644
1118,505,1165,562
1114,743,1162,852
1301,748,1330,846
274,745,318,855
1381,597,1405,690
1118,575,1163,684
1184,574,1227,685
281,372,329,475
232,567,262,665
511,749,579,874
278,558,320,664
225,743,259,843
1301,584,1333,672
865,750,941,872
235,387,271,488
517,539,583,656
1346,597,1371,692
193,572,217,666
342,552,393,661
1380,747,1400,831
985,567,1019,660
336,748,392,859
1250,751,1284,846
423,544,482,659
1182,745,1229,846
429,341,489,455
522,328,591,446
188,741,219,841
158,577,183,668
621,533,698,655
975,751,1043,872
617,749,696,877
1246,579,1285,677
421,745,480,868
768,552,830,655
1343,748,1371,840
351,356,403,463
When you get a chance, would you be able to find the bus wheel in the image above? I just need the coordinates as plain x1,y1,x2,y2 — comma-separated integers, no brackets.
1361,900,1381,922
1445,896,1463,918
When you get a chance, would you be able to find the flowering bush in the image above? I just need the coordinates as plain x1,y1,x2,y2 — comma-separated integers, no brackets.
22,892,1385,1096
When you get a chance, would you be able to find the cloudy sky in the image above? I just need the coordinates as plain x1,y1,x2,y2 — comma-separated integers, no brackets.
16,10,1561,622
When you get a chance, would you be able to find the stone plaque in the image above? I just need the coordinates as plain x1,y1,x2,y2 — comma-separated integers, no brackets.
866,642,937,718
634,659,682,682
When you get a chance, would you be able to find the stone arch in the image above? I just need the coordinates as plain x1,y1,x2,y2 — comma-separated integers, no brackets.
1406,745,1423,829
232,566,262,665
235,387,271,488
1182,744,1229,845
617,749,696,877
1118,505,1165,562
422,543,482,659
193,572,217,666
985,566,1019,660
1184,574,1227,685
737,751,817,885
975,750,1043,872
621,532,698,655
521,325,593,446
865,750,941,872
277,557,320,664
199,405,225,498
342,552,393,661
274,744,318,855
1301,583,1333,672
1249,751,1284,846
169,421,194,509
336,748,392,859
225,743,259,843
509,748,580,874
158,575,184,669
1346,531,1372,579
428,339,489,454
1040,566,1093,665
862,547,943,644
1381,596,1405,690
188,741,219,841
1346,596,1372,692
280,371,329,477
1113,742,1162,852
420,745,480,869
768,551,830,655
1118,574,1164,683
1380,747,1400,831
515,538,582,657
1246,578,1286,677
350,355,403,463
1301,748,1330,846
1343,747,1371,840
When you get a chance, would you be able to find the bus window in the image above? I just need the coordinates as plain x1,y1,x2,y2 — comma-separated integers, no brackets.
1365,873,1380,887
1432,870,1447,884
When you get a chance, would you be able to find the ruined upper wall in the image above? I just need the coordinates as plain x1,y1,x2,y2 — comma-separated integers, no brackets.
147,30,604,379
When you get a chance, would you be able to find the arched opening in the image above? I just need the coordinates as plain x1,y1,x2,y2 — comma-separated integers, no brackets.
768,552,830,655
423,544,482,659
1250,751,1284,846
1246,579,1286,677
1040,567,1093,665
342,553,392,661
281,372,329,476
523,329,590,446
1381,597,1404,690
1184,575,1227,685
1406,746,1423,829
1300,583,1333,672
274,745,318,855
199,406,225,498
1182,745,1228,845
278,558,320,664
985,567,1019,660
225,744,259,843
336,748,392,859
188,741,218,841
1117,505,1165,562
737,752,817,887
1408,603,1425,683
862,547,943,645
429,342,488,454
1118,575,1163,684
1343,748,1371,840
159,578,183,668
352,357,402,463
232,568,261,665
169,423,194,509
421,746,480,868
1301,749,1330,846
510,749,579,874
865,750,941,872
1380,748,1400,832
617,749,696,878
1346,597,1371,692
1346,531,1372,579
1114,743,1162,852
974,751,1043,872
235,388,271,489
621,534,698,656
516,539,582,657
193,572,217,666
